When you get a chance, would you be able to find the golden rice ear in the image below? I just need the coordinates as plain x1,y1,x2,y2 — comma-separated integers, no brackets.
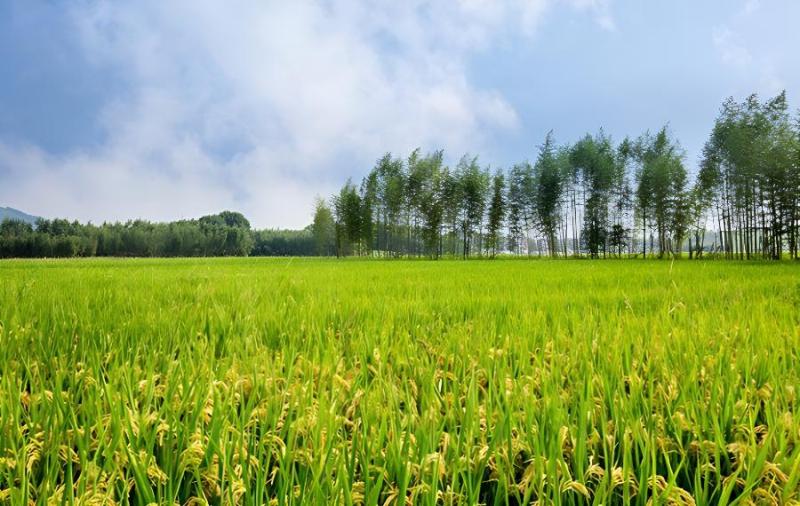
560,479,591,499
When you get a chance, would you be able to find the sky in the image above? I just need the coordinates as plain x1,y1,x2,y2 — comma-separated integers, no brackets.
1,0,798,229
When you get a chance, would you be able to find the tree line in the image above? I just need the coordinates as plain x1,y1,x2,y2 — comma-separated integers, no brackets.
0,211,315,258
314,92,800,260
2,92,797,260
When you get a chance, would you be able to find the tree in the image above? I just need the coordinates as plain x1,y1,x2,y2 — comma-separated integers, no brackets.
311,197,336,256
417,151,446,258
1,211,321,258
507,162,534,255
441,166,463,256
608,224,630,257
198,211,254,256
570,131,617,258
217,211,251,229
359,173,378,256
486,169,506,257
374,153,406,257
252,228,316,256
634,127,688,257
612,138,635,256
332,180,363,256
458,156,490,258
405,148,426,256
696,93,800,259
534,133,564,257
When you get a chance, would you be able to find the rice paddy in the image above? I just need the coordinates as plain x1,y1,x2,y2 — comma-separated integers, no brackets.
0,258,799,505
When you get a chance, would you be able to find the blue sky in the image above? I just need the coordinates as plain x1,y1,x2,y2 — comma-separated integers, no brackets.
1,0,798,228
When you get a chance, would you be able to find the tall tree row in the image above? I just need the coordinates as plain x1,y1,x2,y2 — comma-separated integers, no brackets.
325,92,799,260
697,92,800,259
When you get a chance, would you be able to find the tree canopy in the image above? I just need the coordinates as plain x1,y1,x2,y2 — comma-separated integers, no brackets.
324,92,798,260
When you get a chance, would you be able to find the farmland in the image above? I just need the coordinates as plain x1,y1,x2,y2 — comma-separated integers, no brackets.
1,258,799,505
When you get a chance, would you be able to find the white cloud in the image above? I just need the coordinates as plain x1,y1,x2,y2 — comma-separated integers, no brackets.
1,0,615,228
742,0,761,16
712,26,752,68
712,2,793,99
564,0,616,31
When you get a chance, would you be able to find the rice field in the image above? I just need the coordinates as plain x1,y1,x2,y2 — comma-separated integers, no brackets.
0,258,799,505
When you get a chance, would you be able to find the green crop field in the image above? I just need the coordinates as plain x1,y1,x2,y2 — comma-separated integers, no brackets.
1,258,799,505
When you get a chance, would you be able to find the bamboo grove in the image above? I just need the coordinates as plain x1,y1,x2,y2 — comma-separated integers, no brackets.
317,92,800,260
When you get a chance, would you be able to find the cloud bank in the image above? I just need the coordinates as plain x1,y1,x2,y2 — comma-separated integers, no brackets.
3,1,594,227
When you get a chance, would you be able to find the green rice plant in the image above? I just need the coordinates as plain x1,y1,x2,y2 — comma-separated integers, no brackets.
0,258,798,505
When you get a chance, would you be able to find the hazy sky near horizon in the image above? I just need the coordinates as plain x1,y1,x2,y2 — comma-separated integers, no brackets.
1,0,798,228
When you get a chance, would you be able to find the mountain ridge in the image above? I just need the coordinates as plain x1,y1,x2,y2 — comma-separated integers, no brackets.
0,207,42,225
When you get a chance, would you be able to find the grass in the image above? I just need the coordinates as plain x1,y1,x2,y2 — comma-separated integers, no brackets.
0,257,799,505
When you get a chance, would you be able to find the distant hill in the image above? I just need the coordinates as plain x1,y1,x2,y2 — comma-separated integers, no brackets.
0,207,41,226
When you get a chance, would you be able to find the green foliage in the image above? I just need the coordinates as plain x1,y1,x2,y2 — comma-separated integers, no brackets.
458,155,490,257
1,258,798,504
373,153,407,255
417,151,446,258
570,131,619,258
506,162,534,254
534,132,565,256
328,91,798,260
333,180,364,256
486,169,506,257
252,228,315,256
0,211,256,258
634,126,689,258
311,198,336,257
700,92,800,259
